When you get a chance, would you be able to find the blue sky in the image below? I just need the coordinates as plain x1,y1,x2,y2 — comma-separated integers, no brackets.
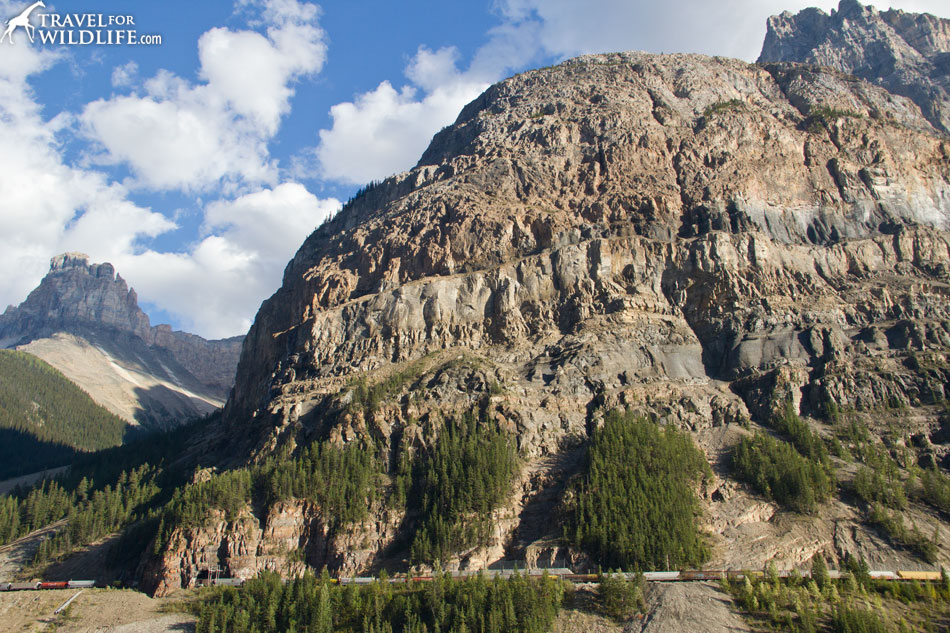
1,0,947,338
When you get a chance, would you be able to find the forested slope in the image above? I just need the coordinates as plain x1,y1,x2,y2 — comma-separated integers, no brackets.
0,349,128,478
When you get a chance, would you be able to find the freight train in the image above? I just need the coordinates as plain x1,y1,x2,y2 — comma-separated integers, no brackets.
1,569,943,592
0,579,96,591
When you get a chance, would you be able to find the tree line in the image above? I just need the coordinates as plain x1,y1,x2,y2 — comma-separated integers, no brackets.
406,409,519,566
732,404,834,513
194,569,567,633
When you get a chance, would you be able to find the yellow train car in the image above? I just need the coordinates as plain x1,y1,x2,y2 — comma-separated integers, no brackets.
896,570,942,581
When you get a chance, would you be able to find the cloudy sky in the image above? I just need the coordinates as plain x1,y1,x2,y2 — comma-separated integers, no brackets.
1,0,947,339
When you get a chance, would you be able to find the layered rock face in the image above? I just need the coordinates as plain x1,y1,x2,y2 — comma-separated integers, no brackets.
759,0,950,135
0,254,243,427
152,50,950,584
229,51,950,451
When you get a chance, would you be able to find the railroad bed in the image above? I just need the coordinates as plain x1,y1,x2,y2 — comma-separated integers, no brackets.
2,569,944,591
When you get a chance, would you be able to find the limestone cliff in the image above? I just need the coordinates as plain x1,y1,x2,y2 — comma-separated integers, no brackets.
151,49,950,587
0,254,243,428
759,0,950,135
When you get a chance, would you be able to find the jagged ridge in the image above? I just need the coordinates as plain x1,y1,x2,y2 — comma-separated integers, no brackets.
759,0,950,135
0,254,243,428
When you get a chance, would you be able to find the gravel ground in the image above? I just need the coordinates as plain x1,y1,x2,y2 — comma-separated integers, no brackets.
0,588,196,633
632,582,751,633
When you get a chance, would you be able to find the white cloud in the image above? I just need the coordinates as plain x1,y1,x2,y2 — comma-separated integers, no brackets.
0,0,339,340
316,68,490,184
492,0,950,62
315,37,533,185
111,61,138,88
111,184,340,338
80,0,327,192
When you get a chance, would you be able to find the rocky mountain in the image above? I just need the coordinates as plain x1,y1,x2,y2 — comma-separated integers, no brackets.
142,43,950,592
759,0,950,135
0,253,243,428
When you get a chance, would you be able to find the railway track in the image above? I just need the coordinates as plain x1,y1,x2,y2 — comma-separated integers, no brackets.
2,568,944,591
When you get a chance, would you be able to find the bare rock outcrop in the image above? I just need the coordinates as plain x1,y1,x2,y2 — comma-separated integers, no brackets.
142,499,405,596
0,254,243,427
150,49,950,583
760,0,950,135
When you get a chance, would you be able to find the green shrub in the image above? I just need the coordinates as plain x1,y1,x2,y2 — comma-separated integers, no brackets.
773,402,829,463
702,99,743,118
919,468,950,514
867,504,938,563
598,571,645,621
831,605,888,633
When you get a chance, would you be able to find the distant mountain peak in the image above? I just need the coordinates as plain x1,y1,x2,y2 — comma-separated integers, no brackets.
7,253,149,339
0,254,243,428
50,251,90,269
759,0,950,135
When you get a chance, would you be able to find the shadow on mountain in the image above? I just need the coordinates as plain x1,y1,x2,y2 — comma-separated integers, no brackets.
131,384,222,431
0,427,78,480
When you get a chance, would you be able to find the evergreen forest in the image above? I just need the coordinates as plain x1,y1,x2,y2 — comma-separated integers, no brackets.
564,410,711,570
0,350,128,478
193,570,567,633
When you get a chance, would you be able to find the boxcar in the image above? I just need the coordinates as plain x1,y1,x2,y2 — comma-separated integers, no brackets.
213,578,244,587
679,570,724,581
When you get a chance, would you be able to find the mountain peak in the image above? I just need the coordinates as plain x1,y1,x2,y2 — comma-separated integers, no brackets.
835,0,873,18
0,255,243,428
759,0,950,135
1,253,149,343
49,251,119,282
50,251,90,270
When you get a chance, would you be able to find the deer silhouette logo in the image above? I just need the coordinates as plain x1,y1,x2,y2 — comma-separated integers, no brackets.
1,1,46,45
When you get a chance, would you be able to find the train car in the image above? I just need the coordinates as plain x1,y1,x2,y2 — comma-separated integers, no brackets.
521,568,572,577
10,581,41,591
868,571,899,580
0,581,11,591
213,578,245,587
679,570,725,581
564,574,598,582
643,572,681,581
339,577,375,585
67,580,96,589
38,581,70,590
897,570,942,581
